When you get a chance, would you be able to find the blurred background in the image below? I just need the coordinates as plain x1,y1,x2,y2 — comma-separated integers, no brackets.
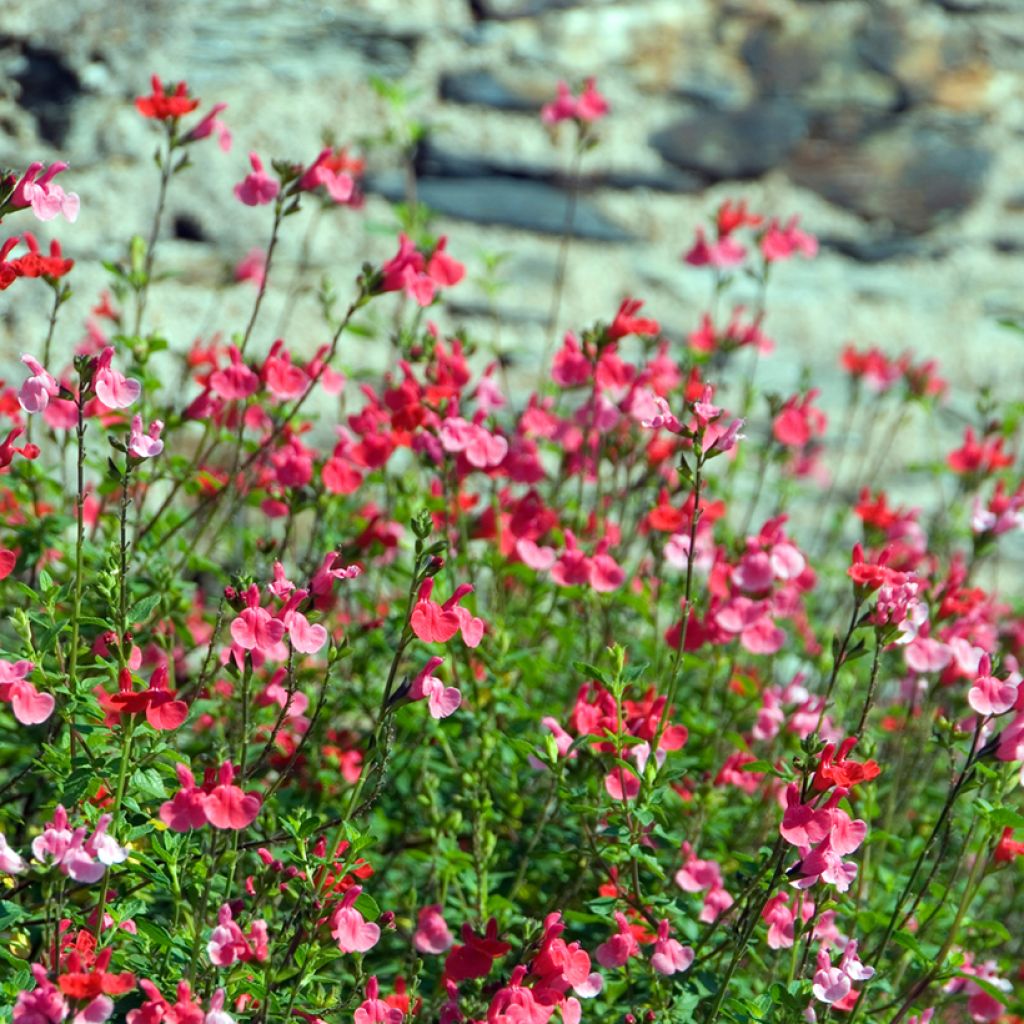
1,0,1023,403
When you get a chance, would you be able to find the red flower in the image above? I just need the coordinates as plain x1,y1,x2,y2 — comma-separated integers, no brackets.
444,919,511,982
812,737,881,792
135,75,200,120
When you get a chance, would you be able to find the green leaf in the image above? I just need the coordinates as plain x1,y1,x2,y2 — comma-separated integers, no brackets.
128,594,162,624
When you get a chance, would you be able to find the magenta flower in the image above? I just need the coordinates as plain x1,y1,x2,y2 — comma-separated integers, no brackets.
410,580,481,647
594,912,639,968
233,152,279,206
279,589,328,654
209,346,260,399
541,78,609,125
331,885,381,953
207,903,269,967
184,102,232,151
413,904,454,954
129,415,164,459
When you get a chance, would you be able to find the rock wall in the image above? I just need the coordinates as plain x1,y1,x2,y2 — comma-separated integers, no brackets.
2,0,1023,404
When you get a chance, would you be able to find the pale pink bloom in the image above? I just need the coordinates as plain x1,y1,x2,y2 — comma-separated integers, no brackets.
839,940,874,982
93,347,141,408
18,354,60,413
208,903,269,966
650,919,694,975
279,589,328,654
762,892,813,950
332,885,381,953
354,977,403,1024
812,949,851,1004
795,837,858,893
0,833,26,874
414,904,454,954
234,152,279,206
32,807,126,883
0,658,54,725
205,990,236,1024
129,415,164,459
700,884,734,923
13,964,70,1023
11,161,80,222
675,842,722,892
409,657,461,719
968,656,1020,716
440,416,508,469
517,538,557,571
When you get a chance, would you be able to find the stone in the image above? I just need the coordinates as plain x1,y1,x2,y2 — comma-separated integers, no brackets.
786,116,991,234
365,172,634,241
8,40,83,147
650,100,808,179
439,69,540,111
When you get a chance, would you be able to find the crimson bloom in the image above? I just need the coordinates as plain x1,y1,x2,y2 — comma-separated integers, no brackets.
444,919,511,982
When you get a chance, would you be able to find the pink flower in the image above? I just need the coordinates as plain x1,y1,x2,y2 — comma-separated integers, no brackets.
650,919,694,975
93,347,141,409
761,216,818,262
414,904,454,954
31,807,126,883
184,102,232,151
541,78,609,125
409,657,462,719
278,590,328,654
331,885,381,954
427,236,465,288
410,580,481,646
683,227,746,269
129,415,164,459
233,248,266,289
230,584,286,653
202,762,261,830
210,346,260,399
0,658,54,725
14,965,70,1024
594,912,639,968
354,977,403,1024
208,903,269,967
298,148,355,203
675,842,722,893
812,949,851,1005
159,764,209,832
968,656,1020,716
380,234,435,306
439,416,508,469
11,161,80,223
0,832,26,874
18,354,60,413
233,152,279,206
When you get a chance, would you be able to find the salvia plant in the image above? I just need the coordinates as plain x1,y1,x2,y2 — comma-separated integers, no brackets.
0,72,1020,1024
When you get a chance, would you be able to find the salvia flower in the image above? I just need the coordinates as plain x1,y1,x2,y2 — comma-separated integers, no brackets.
331,884,381,953
31,806,127,883
0,658,54,725
233,152,279,206
10,161,80,223
128,415,164,459
18,354,60,413
93,347,141,409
